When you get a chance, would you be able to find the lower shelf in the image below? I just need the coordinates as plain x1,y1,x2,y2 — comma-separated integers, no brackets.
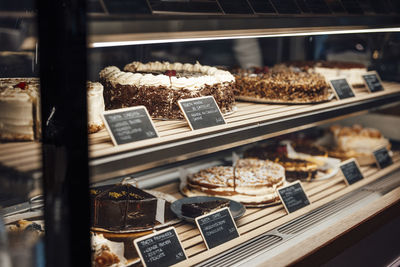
149,152,400,266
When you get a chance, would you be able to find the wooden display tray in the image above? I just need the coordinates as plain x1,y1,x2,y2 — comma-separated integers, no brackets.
151,152,399,266
88,84,399,159
0,83,399,180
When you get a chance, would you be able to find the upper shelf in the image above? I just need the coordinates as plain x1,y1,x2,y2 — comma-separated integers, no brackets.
88,83,400,183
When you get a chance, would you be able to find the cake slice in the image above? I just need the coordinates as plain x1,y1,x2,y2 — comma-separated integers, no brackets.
93,184,158,231
0,78,40,141
181,199,230,217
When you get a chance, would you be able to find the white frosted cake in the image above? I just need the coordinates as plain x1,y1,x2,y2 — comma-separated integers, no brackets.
329,124,391,165
87,82,105,134
182,158,286,205
279,61,368,88
0,78,40,141
100,61,236,119
0,79,105,141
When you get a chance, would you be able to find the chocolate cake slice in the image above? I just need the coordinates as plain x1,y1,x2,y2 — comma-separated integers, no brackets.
93,184,157,231
181,200,230,217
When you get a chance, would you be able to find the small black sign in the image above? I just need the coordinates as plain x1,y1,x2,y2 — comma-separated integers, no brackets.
195,207,239,249
373,147,393,169
102,106,158,146
340,158,364,185
178,96,226,131
134,227,187,267
329,78,356,100
278,181,310,214
362,71,384,93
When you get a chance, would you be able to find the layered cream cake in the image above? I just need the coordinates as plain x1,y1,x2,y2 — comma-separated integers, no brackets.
87,82,105,134
0,78,40,141
280,61,368,87
314,61,367,88
100,61,236,120
0,79,105,141
232,65,331,103
329,124,391,165
182,158,286,205
244,142,319,182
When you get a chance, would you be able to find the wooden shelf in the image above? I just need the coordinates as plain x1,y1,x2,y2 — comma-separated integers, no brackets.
89,82,400,182
146,152,400,266
1,83,400,182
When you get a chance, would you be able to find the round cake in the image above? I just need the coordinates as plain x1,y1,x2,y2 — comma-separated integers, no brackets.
233,65,331,103
99,61,236,120
244,142,319,182
182,158,286,205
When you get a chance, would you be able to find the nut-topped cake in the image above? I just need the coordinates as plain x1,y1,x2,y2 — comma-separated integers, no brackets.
100,61,236,120
182,158,286,205
232,65,331,103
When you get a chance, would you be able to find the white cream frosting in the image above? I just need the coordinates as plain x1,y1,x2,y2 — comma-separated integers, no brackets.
0,78,40,140
102,61,235,91
87,82,105,129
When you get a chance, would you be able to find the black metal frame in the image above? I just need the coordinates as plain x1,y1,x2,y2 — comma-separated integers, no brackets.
32,2,400,264
37,0,90,266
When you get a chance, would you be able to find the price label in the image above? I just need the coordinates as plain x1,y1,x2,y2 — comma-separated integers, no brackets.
329,78,356,100
102,106,158,146
362,71,384,93
134,227,187,267
195,207,239,249
373,147,393,169
277,181,310,214
178,96,226,130
340,158,364,186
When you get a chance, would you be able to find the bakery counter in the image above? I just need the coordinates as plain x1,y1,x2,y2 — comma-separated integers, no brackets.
89,82,400,183
147,151,400,266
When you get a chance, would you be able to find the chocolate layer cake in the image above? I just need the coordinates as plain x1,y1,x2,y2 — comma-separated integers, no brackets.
181,200,230,217
93,184,158,231
233,66,330,103
182,158,286,205
100,61,236,120
244,143,318,182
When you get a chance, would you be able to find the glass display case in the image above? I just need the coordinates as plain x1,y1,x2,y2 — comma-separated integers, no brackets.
1,1,400,266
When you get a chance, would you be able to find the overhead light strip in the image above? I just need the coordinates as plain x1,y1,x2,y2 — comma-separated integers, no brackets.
90,27,400,48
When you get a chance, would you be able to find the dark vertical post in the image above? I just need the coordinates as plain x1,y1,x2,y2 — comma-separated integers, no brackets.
36,0,90,266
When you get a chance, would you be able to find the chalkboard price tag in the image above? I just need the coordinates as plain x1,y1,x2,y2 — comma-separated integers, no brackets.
178,96,226,130
329,78,356,100
134,227,187,267
277,181,310,214
339,158,364,186
373,147,393,169
195,207,239,249
362,71,384,93
102,106,158,146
